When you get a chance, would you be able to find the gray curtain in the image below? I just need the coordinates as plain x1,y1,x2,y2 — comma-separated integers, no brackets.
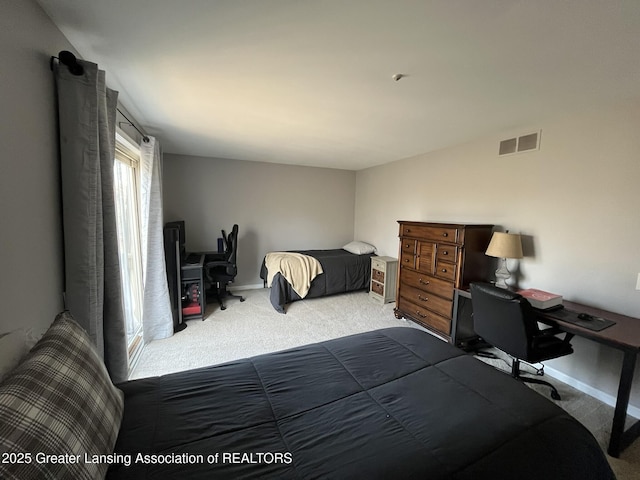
55,59,128,383
139,136,174,341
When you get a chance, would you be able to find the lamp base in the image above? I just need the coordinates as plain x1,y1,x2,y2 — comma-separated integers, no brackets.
494,258,511,289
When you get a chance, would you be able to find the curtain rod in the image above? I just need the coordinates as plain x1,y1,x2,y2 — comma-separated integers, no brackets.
51,51,150,143
116,109,150,143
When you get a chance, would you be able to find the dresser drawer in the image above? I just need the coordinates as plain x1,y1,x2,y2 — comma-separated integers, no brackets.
434,261,456,282
400,251,415,269
398,297,451,335
401,224,459,244
372,268,385,283
436,244,458,264
399,284,453,318
400,268,454,300
400,239,416,254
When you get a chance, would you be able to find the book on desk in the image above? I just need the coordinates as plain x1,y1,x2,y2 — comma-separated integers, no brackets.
517,288,563,310
517,288,615,331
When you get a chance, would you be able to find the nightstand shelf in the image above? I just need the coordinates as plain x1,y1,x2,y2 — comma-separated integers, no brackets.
369,256,398,304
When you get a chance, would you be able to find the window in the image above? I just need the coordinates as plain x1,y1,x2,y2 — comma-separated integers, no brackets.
113,132,144,367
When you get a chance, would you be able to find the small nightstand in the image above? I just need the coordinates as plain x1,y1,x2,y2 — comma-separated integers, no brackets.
369,256,398,304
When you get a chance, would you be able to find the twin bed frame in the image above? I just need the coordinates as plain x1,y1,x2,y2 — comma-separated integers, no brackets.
260,249,375,313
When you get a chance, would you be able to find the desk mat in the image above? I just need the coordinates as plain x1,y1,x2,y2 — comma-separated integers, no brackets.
541,307,616,332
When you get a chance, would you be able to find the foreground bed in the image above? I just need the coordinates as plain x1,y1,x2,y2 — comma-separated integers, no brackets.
0,315,614,480
108,327,613,480
259,248,374,313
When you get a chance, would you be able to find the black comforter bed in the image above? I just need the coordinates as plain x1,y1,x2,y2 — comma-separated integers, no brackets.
108,327,614,480
259,249,375,313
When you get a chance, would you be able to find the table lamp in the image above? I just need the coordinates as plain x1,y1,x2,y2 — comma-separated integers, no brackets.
485,231,523,289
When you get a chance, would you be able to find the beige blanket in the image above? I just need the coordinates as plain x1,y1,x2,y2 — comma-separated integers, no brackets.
265,252,323,298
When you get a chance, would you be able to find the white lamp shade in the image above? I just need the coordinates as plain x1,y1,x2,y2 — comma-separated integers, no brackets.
485,232,523,259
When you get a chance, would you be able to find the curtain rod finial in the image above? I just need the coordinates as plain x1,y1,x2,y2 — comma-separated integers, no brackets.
57,50,84,76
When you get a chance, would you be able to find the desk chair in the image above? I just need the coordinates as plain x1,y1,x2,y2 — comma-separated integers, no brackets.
205,224,245,310
470,282,574,400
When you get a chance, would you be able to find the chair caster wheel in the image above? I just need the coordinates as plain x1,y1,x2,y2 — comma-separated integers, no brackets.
551,391,561,401
221,306,226,310
240,298,246,302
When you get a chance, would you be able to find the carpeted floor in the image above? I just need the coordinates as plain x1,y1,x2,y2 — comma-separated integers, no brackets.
131,288,639,479
130,288,416,378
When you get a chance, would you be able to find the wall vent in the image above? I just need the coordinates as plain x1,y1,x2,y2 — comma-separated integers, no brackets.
499,131,541,156
499,138,517,155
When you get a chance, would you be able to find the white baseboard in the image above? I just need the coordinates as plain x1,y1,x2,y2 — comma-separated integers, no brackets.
544,365,640,419
229,283,265,292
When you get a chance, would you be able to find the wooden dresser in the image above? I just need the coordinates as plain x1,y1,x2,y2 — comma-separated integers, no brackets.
394,221,494,340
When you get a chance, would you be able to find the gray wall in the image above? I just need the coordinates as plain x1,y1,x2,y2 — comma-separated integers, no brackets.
163,154,357,286
0,0,71,339
355,100,640,412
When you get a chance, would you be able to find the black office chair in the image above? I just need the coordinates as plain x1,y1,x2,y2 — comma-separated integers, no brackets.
205,224,245,310
470,282,574,400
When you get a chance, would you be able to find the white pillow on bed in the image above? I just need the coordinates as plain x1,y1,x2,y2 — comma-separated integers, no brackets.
343,241,377,255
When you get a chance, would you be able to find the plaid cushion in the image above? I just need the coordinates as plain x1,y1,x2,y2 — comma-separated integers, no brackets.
0,311,124,480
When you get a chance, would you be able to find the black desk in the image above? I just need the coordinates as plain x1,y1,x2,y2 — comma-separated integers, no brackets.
453,288,640,458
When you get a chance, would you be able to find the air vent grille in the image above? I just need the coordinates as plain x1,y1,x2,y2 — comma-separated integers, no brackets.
499,131,541,156
499,138,517,155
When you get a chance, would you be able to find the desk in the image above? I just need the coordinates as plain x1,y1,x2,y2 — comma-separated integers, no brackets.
539,300,640,458
453,288,640,458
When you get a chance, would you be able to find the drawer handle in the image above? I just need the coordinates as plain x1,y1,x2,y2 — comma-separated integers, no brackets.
407,229,411,233
441,268,447,273
443,232,448,237
418,295,428,302
419,278,430,285
416,310,427,318
442,251,448,255
404,259,411,263
405,244,410,248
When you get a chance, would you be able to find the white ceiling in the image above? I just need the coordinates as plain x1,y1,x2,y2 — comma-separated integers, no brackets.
37,0,640,170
